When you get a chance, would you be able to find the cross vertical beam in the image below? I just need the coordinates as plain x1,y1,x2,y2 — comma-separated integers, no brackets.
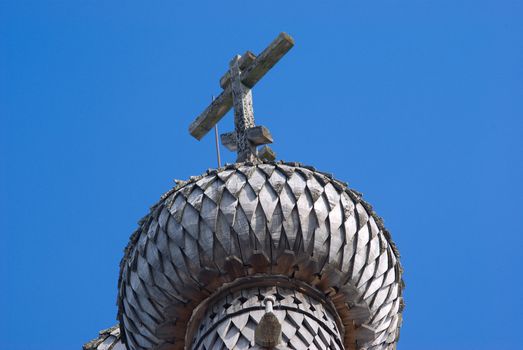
188,32,294,162
229,55,256,162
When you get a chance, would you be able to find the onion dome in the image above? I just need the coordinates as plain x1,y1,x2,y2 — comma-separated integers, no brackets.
117,161,404,350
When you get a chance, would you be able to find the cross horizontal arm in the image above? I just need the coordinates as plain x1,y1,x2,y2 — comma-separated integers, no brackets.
220,33,294,90
220,131,237,151
189,86,233,140
188,32,294,141
220,125,274,151
240,32,294,89
220,51,256,89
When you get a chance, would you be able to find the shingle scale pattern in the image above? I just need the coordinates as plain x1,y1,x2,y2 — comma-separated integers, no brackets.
192,286,343,350
117,161,404,350
83,326,125,350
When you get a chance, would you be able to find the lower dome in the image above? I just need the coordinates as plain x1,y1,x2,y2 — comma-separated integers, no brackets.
117,162,404,350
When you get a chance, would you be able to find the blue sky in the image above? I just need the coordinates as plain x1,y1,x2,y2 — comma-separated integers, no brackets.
1,1,522,349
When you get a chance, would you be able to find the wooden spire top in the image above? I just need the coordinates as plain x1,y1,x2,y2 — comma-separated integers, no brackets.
188,32,294,162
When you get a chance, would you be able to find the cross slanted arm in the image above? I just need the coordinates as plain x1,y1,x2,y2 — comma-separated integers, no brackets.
188,32,294,162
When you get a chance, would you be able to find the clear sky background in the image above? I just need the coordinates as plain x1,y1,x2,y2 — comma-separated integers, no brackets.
1,1,522,349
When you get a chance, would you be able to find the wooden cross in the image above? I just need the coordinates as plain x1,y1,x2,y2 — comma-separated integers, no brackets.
189,32,294,162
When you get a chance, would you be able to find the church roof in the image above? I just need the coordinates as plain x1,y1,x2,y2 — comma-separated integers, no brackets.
85,33,404,350
116,161,404,350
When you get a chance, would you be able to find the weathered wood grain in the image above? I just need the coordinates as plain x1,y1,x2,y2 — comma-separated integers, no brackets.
258,145,276,161
219,51,256,89
117,163,404,350
220,131,237,151
189,86,233,140
220,125,273,154
246,125,273,145
240,32,295,89
191,286,343,350
229,55,256,162
188,32,294,152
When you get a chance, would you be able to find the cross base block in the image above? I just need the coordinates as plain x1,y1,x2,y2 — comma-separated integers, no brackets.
220,125,274,152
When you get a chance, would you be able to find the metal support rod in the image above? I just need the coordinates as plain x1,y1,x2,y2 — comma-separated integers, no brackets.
214,125,221,168
212,96,221,168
